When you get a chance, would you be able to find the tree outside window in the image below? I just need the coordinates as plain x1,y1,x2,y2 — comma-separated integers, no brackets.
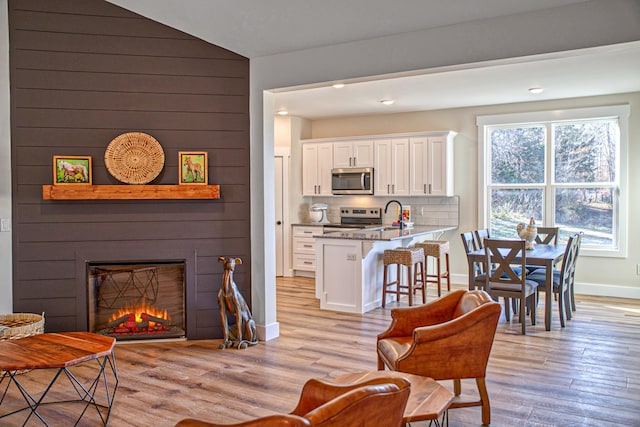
482,111,623,253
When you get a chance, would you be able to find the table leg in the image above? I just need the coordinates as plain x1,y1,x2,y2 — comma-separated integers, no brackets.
545,261,552,331
0,350,118,426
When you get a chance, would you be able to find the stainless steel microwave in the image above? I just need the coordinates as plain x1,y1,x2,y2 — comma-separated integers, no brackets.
331,167,373,195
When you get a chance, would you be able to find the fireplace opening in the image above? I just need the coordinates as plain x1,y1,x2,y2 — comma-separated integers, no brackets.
87,261,186,341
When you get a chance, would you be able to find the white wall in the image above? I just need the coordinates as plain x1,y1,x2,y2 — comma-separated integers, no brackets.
250,0,640,329
308,92,640,298
0,0,12,314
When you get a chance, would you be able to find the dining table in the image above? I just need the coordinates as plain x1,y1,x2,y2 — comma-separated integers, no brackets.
466,243,566,331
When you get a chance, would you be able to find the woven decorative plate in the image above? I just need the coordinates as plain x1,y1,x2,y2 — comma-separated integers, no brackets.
105,132,165,184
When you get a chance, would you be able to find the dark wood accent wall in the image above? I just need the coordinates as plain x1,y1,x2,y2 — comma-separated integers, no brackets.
8,0,251,339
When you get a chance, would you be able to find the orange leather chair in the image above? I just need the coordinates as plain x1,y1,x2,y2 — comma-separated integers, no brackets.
176,415,309,427
176,376,410,427
377,289,501,426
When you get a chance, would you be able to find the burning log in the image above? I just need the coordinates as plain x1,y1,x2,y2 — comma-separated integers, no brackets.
108,313,132,328
141,313,168,325
107,311,169,334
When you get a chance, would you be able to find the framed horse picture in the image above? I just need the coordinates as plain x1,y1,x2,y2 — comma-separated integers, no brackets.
53,156,92,185
179,151,208,185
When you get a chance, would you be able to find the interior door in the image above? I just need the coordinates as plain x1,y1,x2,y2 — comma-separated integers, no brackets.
274,155,284,276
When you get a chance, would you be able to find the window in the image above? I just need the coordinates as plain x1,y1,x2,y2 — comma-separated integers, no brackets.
477,106,629,257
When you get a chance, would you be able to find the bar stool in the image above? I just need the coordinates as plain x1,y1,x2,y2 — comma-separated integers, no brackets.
382,247,425,307
415,240,451,297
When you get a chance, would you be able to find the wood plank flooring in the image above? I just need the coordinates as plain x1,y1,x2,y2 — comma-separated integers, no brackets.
2,277,639,426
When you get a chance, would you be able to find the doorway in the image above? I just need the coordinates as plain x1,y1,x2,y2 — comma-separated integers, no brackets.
274,148,290,277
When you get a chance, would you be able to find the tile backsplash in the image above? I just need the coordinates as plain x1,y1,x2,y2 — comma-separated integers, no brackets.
301,196,459,227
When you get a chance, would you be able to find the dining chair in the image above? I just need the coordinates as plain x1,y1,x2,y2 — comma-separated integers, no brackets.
471,229,520,315
474,229,490,250
535,227,559,245
526,226,560,274
527,232,581,326
461,232,485,290
570,232,583,313
483,239,539,334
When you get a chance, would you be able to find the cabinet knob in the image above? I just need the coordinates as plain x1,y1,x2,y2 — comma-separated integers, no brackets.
276,221,282,225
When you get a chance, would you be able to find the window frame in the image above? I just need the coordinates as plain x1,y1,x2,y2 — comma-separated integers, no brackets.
477,105,629,258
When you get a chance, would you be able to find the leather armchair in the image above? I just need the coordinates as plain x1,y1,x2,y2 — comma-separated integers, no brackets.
176,376,410,427
377,289,501,426
176,415,309,427
291,376,410,427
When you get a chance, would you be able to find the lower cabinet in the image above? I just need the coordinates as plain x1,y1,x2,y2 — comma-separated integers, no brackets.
292,225,323,276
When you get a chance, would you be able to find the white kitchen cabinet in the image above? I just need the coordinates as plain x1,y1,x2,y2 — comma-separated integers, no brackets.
292,225,324,275
409,132,455,196
302,142,333,196
374,138,410,196
333,140,374,168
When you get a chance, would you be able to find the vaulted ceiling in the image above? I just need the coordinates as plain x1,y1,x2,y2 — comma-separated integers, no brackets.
109,0,640,119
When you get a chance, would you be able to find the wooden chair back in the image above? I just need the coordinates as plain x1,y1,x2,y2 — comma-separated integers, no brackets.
559,233,580,293
535,227,559,245
484,239,526,287
474,229,490,250
461,232,484,286
460,231,477,253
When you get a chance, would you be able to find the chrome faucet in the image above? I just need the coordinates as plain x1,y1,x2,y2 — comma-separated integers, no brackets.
384,200,404,229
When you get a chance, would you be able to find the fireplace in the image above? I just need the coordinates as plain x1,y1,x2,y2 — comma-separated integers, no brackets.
87,261,186,341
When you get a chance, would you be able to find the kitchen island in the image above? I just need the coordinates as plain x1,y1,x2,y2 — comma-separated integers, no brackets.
315,225,456,313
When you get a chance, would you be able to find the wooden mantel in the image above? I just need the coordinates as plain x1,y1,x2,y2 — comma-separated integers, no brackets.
42,184,220,200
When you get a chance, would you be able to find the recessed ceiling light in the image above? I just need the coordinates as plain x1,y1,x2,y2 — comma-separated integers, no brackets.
380,99,395,105
332,83,345,89
277,110,289,116
529,87,544,94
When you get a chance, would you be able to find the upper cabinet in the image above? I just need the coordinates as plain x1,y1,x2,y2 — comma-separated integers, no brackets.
301,131,456,197
409,132,455,196
374,138,410,196
302,142,333,196
333,140,374,168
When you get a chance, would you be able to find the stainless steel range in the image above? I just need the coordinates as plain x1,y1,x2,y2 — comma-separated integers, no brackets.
322,207,382,232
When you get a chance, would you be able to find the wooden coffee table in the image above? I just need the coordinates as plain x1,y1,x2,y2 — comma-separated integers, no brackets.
333,371,453,426
0,332,118,426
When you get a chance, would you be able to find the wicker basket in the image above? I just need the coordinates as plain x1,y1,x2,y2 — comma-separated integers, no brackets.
104,132,165,184
1,312,45,374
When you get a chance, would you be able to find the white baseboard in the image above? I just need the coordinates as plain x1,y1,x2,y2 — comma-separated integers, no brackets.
450,273,640,300
574,282,640,299
257,321,280,341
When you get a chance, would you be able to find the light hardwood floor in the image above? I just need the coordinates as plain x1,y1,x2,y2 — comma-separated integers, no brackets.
2,277,639,426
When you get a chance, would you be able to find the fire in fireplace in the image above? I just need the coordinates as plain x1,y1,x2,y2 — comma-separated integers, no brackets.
87,261,186,341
